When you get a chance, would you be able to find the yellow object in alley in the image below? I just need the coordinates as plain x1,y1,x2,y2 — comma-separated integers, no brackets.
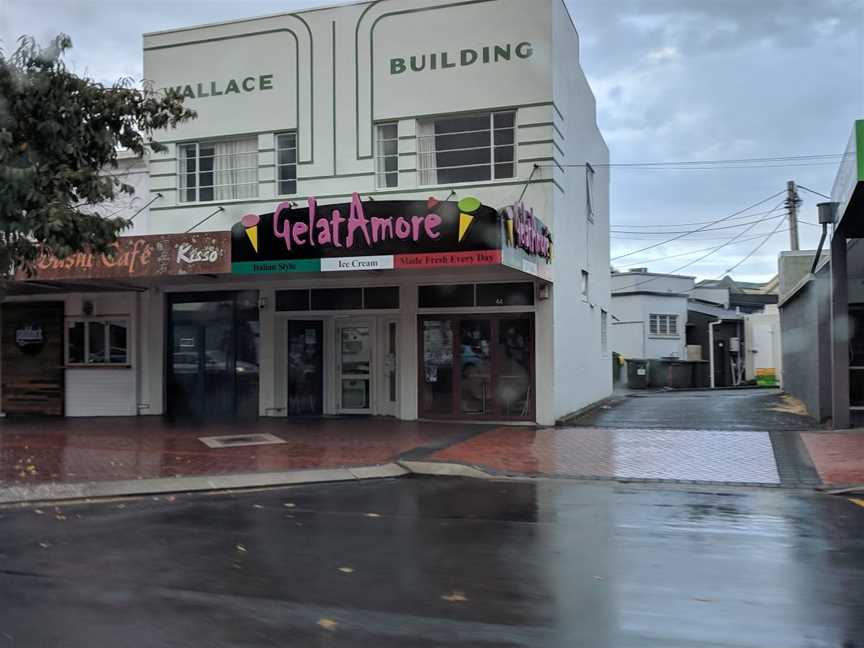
850,498,864,508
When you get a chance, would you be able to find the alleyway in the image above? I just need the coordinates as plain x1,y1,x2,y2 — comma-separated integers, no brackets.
0,478,862,647
422,389,863,488
568,388,814,431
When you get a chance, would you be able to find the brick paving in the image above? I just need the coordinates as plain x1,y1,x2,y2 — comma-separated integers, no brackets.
431,426,782,484
0,417,476,486
801,432,864,485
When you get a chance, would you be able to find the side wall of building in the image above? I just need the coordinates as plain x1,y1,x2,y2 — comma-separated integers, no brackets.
779,271,831,421
550,0,611,419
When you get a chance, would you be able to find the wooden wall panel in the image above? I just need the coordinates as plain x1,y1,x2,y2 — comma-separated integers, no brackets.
1,302,65,415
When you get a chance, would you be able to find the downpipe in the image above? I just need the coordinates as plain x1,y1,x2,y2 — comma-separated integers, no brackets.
709,318,723,389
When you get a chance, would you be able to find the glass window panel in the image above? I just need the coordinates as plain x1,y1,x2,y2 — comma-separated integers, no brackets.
311,288,362,311
276,290,310,311
494,163,515,179
364,286,400,309
418,284,475,308
388,322,397,402
460,319,492,414
476,283,534,307
277,132,298,195
496,318,532,417
287,321,323,415
341,379,370,409
108,320,128,364
87,321,107,364
341,327,370,375
421,319,454,415
494,111,515,128
67,321,85,364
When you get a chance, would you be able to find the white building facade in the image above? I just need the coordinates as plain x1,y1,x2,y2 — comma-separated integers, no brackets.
1,0,610,426
610,271,693,360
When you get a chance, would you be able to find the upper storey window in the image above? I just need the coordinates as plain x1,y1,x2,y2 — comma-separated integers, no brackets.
276,132,298,195
375,123,399,189
417,111,515,186
178,137,258,203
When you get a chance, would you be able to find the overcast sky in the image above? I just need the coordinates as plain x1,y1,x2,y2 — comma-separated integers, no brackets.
2,0,861,281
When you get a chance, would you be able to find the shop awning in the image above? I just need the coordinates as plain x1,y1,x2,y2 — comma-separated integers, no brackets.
834,119,864,238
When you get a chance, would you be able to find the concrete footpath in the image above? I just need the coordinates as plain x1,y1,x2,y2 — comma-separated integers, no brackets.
2,389,864,504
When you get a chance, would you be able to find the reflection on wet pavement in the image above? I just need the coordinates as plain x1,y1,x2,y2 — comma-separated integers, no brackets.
0,417,477,485
432,427,782,484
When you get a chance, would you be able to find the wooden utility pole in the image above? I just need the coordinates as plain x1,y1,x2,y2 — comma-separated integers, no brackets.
786,180,801,251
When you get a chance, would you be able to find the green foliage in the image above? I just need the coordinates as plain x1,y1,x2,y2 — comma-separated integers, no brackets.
0,34,196,276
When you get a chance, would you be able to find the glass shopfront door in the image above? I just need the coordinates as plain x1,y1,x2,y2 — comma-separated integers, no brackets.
337,319,373,414
287,320,324,415
419,314,533,420
167,291,259,419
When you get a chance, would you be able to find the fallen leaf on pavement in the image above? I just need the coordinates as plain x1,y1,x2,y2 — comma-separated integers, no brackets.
235,544,247,553
38,542,50,549
33,509,44,515
364,513,381,518
441,591,468,603
317,619,338,631
283,503,296,508
338,567,354,574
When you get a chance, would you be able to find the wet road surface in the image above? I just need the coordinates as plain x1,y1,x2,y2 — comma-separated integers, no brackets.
1,477,862,647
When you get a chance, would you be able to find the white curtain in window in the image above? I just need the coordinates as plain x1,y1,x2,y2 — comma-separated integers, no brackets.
416,120,437,186
214,138,258,200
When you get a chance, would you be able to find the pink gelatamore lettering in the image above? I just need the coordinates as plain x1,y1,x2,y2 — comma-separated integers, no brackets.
271,192,443,251
507,202,551,259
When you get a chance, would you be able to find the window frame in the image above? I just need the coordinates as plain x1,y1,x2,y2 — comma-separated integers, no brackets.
178,137,260,204
65,317,131,367
375,122,399,189
275,131,298,196
416,110,517,187
648,314,679,337
586,162,596,223
601,309,608,353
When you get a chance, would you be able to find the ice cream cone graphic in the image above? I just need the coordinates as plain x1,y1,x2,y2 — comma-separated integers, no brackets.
241,214,260,253
457,197,481,243
504,210,514,246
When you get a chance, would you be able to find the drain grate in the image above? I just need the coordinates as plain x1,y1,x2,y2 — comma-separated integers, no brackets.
198,433,287,449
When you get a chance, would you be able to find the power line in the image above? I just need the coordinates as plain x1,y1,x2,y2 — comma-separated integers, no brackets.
720,216,788,276
539,153,845,169
611,211,789,235
610,207,781,229
569,162,841,171
796,184,832,200
614,228,793,264
611,215,819,236
611,190,786,262
617,199,786,289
